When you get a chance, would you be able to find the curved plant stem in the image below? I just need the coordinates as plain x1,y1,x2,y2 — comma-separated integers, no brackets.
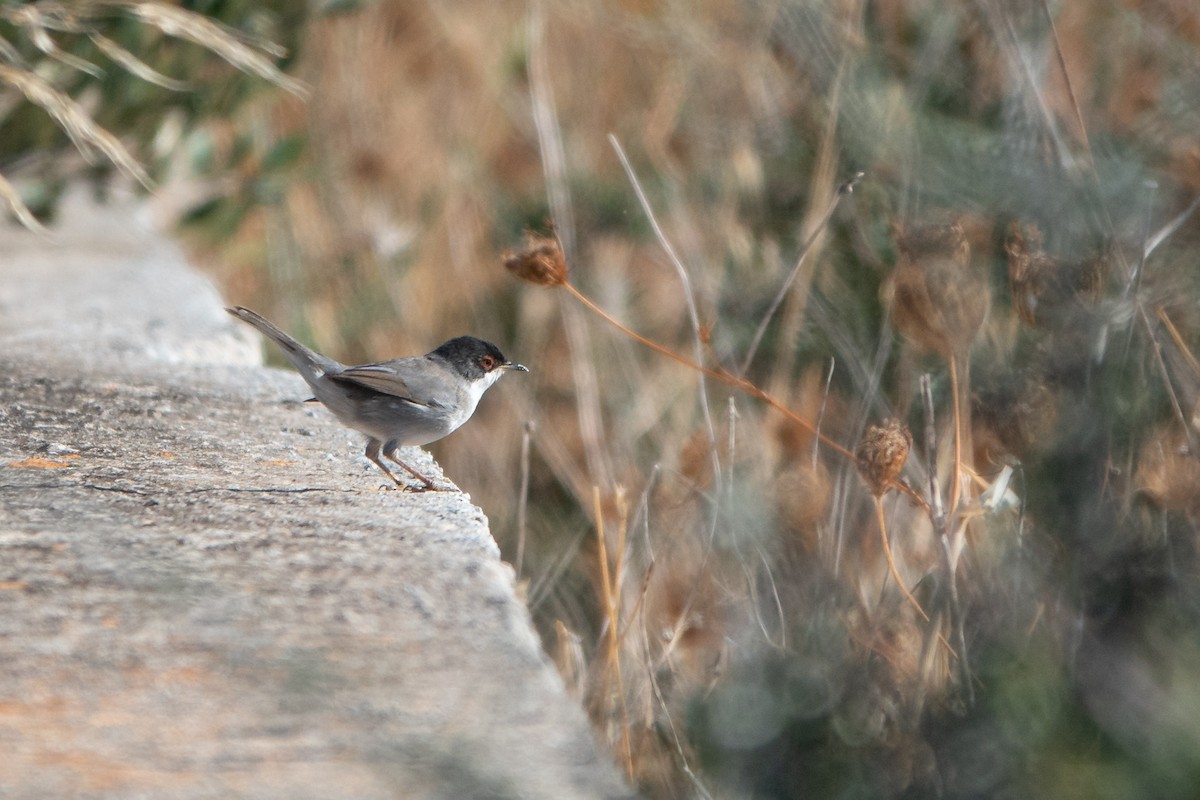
875,495,930,622
561,281,856,461
948,354,963,513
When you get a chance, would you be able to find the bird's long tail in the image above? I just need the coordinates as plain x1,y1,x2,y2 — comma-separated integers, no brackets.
226,306,337,381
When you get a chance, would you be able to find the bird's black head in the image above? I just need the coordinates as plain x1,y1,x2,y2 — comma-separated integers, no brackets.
430,336,528,381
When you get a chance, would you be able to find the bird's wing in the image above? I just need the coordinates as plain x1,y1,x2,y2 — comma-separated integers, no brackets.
329,358,457,408
329,362,425,404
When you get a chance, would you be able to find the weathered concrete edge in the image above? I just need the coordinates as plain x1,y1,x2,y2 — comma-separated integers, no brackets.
0,190,633,799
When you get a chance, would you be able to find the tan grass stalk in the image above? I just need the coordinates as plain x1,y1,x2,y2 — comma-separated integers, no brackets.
948,354,964,512
1141,305,1196,452
1144,194,1200,261
609,134,722,486
0,64,151,188
764,61,848,396
126,2,308,97
515,421,533,580
874,496,929,622
1157,307,1200,377
614,488,628,605
617,556,658,646
921,375,972,697
616,468,661,645
89,32,191,90
636,618,714,800
593,486,633,780
1040,0,1095,174
524,8,613,493
0,173,49,235
561,280,856,461
19,9,104,78
526,4,577,256
740,171,862,377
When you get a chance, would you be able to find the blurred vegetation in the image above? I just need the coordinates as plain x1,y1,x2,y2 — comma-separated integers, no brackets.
0,0,307,227
201,1,1200,798
15,0,1200,798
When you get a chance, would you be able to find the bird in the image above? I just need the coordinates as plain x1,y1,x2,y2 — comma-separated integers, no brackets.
227,306,528,491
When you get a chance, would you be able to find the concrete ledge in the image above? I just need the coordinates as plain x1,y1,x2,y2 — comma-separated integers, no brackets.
0,190,631,799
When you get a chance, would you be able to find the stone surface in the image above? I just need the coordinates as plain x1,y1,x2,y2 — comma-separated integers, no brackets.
0,189,631,800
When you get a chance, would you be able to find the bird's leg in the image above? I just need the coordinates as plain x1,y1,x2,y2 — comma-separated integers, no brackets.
382,443,441,491
363,438,408,490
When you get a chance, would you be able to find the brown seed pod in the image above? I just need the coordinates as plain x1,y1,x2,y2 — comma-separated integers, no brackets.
1005,222,1106,327
1005,222,1053,326
885,217,989,357
503,231,568,287
855,418,913,497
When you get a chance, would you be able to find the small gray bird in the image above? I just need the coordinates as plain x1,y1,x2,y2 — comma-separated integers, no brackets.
227,306,528,491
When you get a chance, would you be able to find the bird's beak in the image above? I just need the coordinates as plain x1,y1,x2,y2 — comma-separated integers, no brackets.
504,362,529,373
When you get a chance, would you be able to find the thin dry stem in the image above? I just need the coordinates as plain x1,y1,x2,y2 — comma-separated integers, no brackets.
765,52,855,396
874,496,929,621
90,32,191,90
1040,0,1095,174
636,616,715,800
515,420,533,579
127,2,308,97
814,358,836,469
593,486,633,780
617,554,657,645
527,4,577,258
614,487,629,606
21,9,104,77
0,1,305,232
1157,307,1200,377
609,133,722,487
1140,304,1196,453
922,374,973,701
616,468,661,645
0,172,49,235
948,355,963,513
1144,193,1200,260
561,281,856,461
740,171,862,376
524,13,612,492
0,64,151,188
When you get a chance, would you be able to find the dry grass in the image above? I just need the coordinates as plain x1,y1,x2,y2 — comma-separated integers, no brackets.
0,1,302,230
200,1,1200,797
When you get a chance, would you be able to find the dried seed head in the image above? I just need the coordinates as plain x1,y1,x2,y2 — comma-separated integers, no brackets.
885,217,989,357
1006,222,1106,327
1005,222,1051,326
503,231,568,287
856,418,913,496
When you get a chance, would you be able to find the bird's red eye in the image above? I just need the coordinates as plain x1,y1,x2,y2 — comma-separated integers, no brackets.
480,355,496,371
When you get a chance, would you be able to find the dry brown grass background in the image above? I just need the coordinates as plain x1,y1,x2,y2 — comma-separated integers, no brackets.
125,1,1200,796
